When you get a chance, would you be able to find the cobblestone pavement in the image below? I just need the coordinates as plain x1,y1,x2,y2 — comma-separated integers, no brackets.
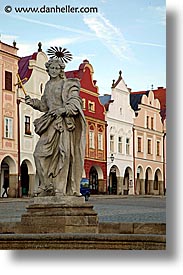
0,195,166,223
89,196,166,223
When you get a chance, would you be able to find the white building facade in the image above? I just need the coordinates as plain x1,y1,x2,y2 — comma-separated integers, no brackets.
100,71,134,195
18,47,48,196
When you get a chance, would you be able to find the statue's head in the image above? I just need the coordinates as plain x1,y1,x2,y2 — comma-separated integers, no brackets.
45,59,65,79
45,47,72,79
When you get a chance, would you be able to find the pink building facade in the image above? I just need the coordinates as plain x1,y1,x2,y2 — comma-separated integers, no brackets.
0,41,19,197
130,90,165,195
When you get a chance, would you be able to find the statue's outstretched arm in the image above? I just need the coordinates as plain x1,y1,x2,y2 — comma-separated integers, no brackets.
25,95,48,112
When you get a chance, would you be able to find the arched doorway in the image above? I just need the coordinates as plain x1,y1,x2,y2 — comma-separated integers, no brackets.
154,169,163,194
145,167,153,195
0,156,16,197
154,171,158,190
0,161,9,197
21,161,29,196
89,166,98,194
109,165,118,195
123,167,133,195
136,166,143,195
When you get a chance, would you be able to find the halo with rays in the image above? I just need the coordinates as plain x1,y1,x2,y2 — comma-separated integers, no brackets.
47,46,72,63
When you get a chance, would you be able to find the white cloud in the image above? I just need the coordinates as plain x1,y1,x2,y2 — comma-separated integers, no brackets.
0,33,18,44
18,43,38,57
154,6,166,26
127,40,165,48
9,14,95,37
83,13,132,60
72,53,95,62
147,5,166,26
18,37,95,58
1,13,97,57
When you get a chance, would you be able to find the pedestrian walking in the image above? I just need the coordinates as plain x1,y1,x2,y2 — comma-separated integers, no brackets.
2,176,9,197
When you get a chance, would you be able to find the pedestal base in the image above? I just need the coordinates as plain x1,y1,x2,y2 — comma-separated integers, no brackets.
20,196,99,234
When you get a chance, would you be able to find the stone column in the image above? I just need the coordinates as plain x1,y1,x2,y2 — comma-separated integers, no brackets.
98,179,105,193
136,178,141,195
159,181,164,195
140,179,145,195
149,180,154,195
8,174,18,198
120,177,126,195
117,177,123,195
28,174,36,197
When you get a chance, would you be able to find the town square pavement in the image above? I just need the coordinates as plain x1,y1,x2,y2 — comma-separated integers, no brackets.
0,195,166,224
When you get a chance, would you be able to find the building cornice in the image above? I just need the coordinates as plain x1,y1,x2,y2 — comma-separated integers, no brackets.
133,125,163,135
107,116,133,127
135,157,163,164
0,49,20,60
85,116,107,125
80,87,98,97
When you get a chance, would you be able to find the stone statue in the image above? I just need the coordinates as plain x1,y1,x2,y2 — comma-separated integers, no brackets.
25,49,86,197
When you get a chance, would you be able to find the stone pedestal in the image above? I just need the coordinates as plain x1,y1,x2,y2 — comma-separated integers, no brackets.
20,196,99,234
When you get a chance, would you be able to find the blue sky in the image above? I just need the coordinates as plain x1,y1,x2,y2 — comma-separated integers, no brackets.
0,0,166,94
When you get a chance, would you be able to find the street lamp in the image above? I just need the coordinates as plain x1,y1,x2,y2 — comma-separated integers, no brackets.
107,153,115,195
110,153,114,162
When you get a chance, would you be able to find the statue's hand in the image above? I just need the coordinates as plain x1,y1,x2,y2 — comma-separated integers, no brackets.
25,95,34,106
49,108,66,117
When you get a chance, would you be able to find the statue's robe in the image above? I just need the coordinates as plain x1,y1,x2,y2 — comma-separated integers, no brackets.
32,78,86,195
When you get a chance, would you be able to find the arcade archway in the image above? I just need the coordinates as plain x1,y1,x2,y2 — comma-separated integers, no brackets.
109,165,120,195
145,167,153,194
0,156,16,197
89,165,104,194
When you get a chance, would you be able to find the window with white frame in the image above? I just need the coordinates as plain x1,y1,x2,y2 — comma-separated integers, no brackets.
98,133,103,150
4,117,13,139
147,139,152,154
5,71,12,91
137,137,142,152
89,130,95,148
126,138,130,155
82,98,86,110
156,141,160,156
25,116,31,135
88,101,95,112
110,135,114,152
118,136,122,153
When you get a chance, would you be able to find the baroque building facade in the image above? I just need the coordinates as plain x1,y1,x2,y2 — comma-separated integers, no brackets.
66,60,107,194
0,41,19,197
130,89,166,195
17,45,48,196
99,71,134,195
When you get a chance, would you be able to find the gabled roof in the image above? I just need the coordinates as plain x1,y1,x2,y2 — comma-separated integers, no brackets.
65,61,86,79
130,87,166,121
153,87,166,121
18,52,38,81
111,70,123,88
66,59,98,93
130,91,149,111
